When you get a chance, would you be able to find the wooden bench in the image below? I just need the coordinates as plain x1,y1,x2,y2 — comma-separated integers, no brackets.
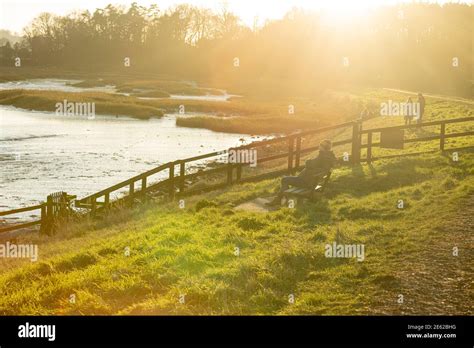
280,170,332,206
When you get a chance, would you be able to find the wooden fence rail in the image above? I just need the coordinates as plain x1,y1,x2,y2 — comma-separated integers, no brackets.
0,192,76,234
1,116,473,234
360,117,474,163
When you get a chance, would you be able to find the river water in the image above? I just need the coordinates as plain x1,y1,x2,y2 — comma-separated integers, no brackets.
0,78,236,101
0,80,259,215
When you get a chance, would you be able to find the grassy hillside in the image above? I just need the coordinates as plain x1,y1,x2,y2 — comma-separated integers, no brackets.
0,147,472,315
0,86,472,315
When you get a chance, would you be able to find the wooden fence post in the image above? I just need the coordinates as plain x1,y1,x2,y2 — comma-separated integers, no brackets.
40,203,46,222
104,192,110,209
41,194,53,234
366,131,373,164
179,161,185,193
40,202,47,233
236,164,242,181
288,136,295,174
351,120,362,164
440,122,446,151
61,192,68,219
141,176,147,200
169,162,175,200
90,196,96,216
295,136,302,169
129,182,135,206
227,149,233,185
46,195,53,220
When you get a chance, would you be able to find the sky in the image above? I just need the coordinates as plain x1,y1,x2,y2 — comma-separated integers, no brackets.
0,0,460,34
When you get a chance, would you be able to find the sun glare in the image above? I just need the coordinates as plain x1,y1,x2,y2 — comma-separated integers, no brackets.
323,1,373,16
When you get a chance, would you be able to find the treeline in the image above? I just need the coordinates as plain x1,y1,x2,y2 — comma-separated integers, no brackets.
1,2,472,96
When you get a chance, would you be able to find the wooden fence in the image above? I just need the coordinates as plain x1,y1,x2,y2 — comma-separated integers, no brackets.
1,116,473,234
0,192,75,234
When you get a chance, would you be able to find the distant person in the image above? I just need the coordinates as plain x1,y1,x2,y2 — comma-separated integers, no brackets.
267,139,336,206
360,106,370,120
404,97,414,125
417,93,425,124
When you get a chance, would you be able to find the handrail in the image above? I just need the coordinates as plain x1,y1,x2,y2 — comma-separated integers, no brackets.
78,163,170,202
360,116,474,134
78,119,359,203
0,203,45,216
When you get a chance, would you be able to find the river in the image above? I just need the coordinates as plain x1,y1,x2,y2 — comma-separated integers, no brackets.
0,104,259,215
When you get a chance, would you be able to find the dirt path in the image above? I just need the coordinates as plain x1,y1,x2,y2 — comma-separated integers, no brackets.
378,194,474,315
234,197,278,213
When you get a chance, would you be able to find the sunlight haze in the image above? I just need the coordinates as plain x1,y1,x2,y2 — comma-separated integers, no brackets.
0,0,458,33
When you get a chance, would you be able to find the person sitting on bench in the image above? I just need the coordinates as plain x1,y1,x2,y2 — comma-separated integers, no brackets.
267,139,336,206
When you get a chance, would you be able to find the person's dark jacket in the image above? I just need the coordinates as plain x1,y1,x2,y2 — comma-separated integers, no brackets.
298,150,336,186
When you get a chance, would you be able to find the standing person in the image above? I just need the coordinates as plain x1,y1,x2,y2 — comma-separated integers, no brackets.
417,93,425,124
360,106,372,120
404,97,414,125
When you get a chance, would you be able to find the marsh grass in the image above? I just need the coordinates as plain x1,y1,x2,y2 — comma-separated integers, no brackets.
0,90,164,119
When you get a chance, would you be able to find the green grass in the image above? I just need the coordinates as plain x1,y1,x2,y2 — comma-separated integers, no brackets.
0,86,472,315
0,147,472,315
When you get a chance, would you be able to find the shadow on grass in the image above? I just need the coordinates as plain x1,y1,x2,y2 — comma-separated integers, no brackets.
294,197,333,227
209,250,353,314
326,157,437,199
